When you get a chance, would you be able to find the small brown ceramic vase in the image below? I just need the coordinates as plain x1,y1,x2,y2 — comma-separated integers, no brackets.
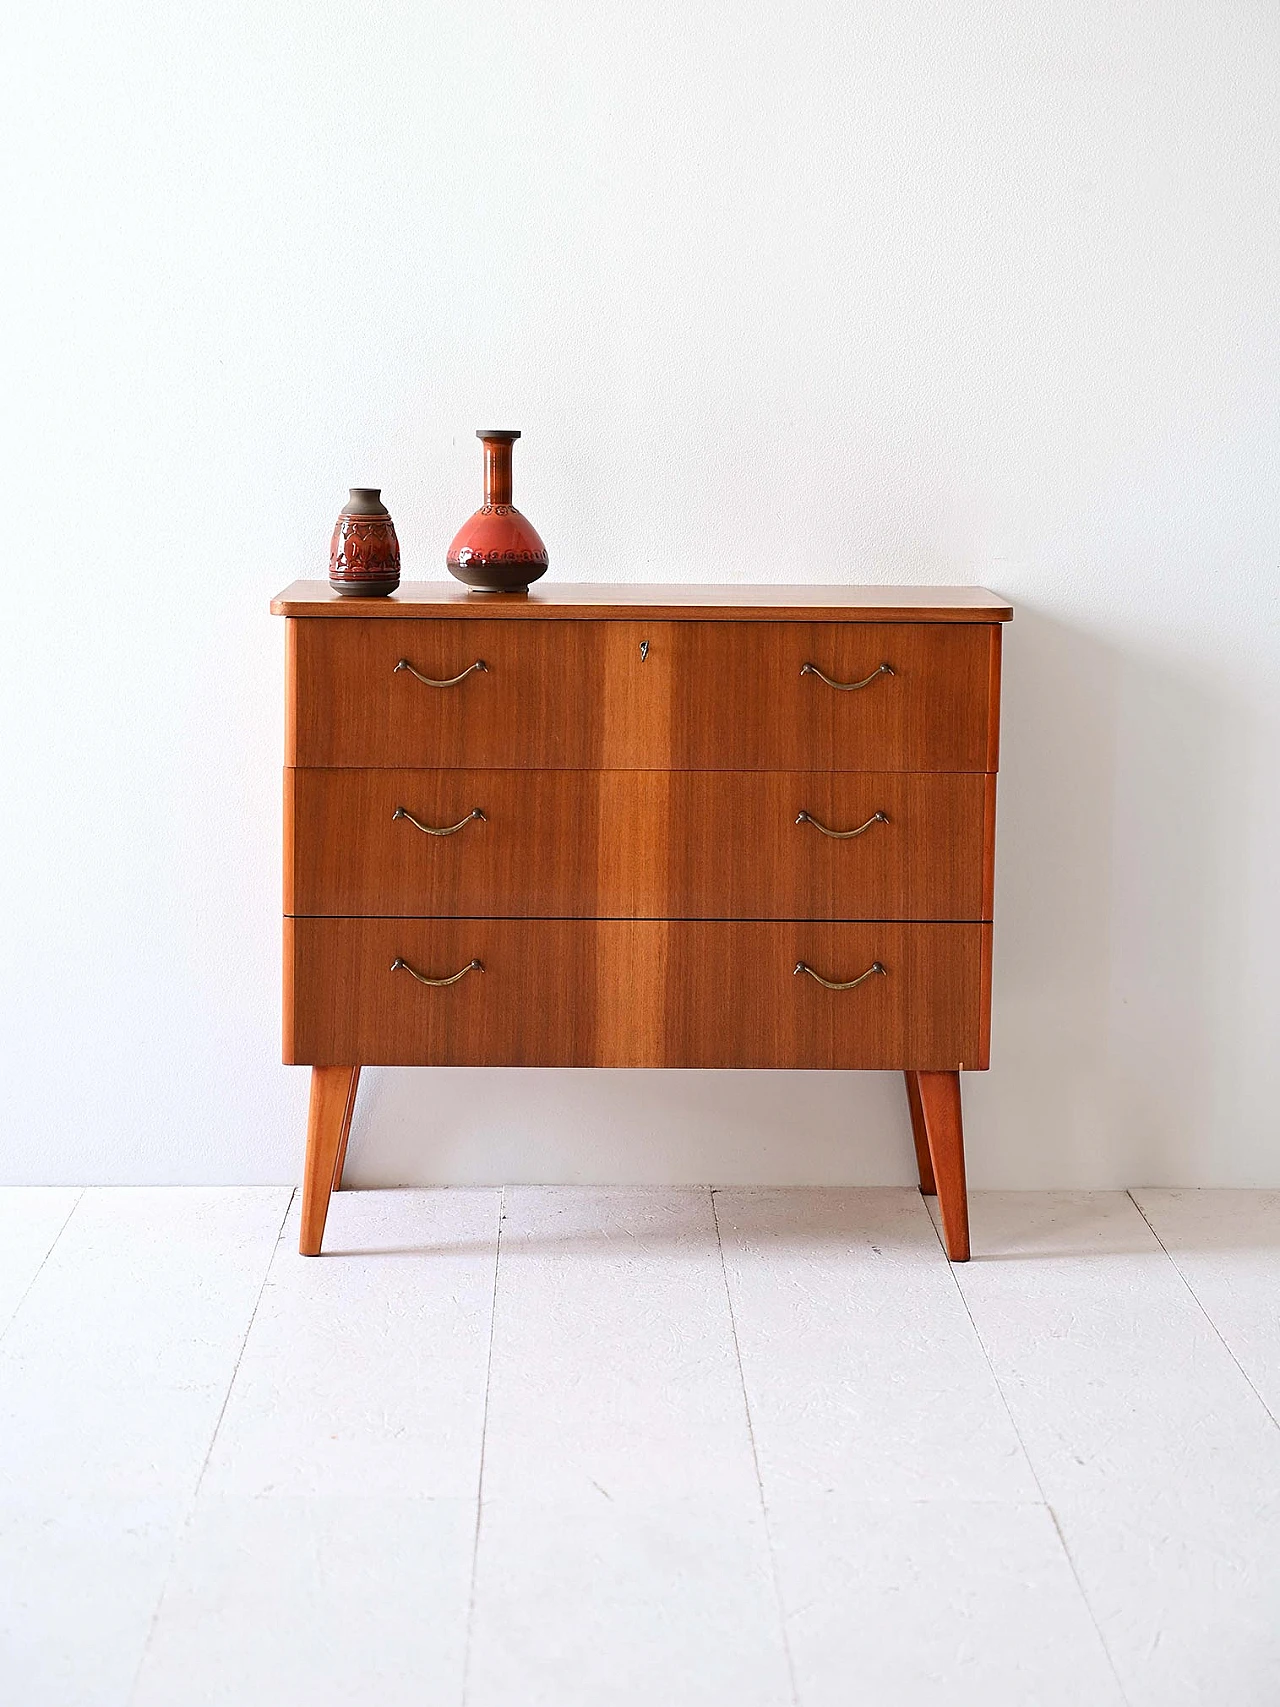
446,431,548,593
329,488,400,597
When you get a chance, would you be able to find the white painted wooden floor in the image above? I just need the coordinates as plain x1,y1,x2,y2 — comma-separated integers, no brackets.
1,1187,1278,1706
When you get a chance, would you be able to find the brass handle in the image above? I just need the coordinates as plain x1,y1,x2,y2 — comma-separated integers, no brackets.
800,661,894,691
393,658,487,687
393,806,486,837
795,809,889,840
391,957,483,987
793,960,887,991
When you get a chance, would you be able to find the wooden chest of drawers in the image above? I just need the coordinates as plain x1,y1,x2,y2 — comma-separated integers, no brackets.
272,581,1012,1261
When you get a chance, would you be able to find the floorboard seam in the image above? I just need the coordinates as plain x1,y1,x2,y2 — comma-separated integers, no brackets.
461,1183,504,1707
0,1188,84,1346
929,1200,1134,1706
710,1187,800,1707
124,1185,297,1706
189,1188,298,1503
1127,1189,1280,1432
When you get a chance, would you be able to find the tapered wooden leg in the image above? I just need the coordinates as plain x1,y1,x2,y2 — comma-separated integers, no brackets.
902,1071,937,1195
916,1070,970,1262
300,1066,360,1256
332,1066,361,1191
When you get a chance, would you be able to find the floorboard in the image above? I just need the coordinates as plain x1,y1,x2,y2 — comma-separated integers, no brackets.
940,1191,1280,1707
202,1189,501,1499
1132,1187,1280,1425
771,1496,1124,1707
0,1188,289,1704
1,1186,1277,1705
0,1188,290,1500
479,1187,759,1502
0,1187,81,1337
467,1493,792,1707
133,1494,474,1707
716,1187,1037,1502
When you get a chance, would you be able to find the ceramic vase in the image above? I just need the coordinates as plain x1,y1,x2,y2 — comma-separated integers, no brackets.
329,488,400,597
446,430,548,593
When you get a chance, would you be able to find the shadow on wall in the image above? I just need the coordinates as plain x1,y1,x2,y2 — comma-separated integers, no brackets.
346,1064,914,1189
340,601,1267,1190
968,600,1252,1187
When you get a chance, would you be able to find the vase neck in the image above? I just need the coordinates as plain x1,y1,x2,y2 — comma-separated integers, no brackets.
478,430,519,507
343,487,388,517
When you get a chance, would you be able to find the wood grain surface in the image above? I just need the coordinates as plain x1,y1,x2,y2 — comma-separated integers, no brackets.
284,767,990,921
272,581,1014,622
287,618,998,772
903,1070,938,1195
283,918,985,1069
917,1070,970,1261
299,1065,360,1256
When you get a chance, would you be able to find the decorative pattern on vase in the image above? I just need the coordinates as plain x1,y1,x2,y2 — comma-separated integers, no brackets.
447,431,549,593
329,488,400,597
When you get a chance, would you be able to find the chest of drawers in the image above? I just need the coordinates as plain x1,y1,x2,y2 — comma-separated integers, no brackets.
272,581,1012,1261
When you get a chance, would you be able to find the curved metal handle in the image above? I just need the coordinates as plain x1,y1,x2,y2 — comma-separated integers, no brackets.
800,661,894,691
393,658,488,687
793,960,887,991
393,806,486,837
391,957,483,987
795,809,889,840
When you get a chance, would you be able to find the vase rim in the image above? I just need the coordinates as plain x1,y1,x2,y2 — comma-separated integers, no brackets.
475,429,520,442
341,486,391,518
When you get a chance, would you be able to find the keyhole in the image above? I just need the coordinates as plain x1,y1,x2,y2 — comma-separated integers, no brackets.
639,640,649,662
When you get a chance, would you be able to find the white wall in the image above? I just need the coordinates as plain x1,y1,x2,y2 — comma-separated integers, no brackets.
3,0,1278,1187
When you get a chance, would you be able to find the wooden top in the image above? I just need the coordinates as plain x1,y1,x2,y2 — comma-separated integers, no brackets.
271,581,1013,623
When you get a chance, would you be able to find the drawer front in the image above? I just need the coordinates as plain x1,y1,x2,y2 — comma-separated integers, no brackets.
285,918,987,1069
286,769,992,921
288,618,998,772
672,620,997,772
290,618,613,770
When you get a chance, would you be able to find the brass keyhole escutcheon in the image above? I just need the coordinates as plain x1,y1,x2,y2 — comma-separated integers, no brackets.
640,639,649,662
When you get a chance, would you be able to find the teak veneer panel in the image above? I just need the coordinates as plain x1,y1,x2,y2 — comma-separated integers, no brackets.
284,918,984,1070
272,581,1014,622
299,1066,359,1256
285,768,990,922
287,618,997,771
273,581,1009,1261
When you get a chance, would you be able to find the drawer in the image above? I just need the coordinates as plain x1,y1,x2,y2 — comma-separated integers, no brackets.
287,618,999,772
285,769,993,921
284,918,988,1069
672,620,998,771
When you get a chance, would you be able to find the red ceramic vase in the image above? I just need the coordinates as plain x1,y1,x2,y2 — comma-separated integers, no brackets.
447,430,548,593
329,487,400,597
